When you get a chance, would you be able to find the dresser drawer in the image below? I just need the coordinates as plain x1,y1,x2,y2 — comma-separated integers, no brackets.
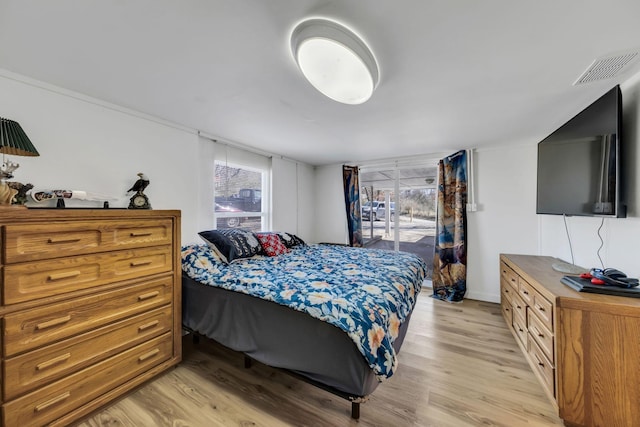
3,275,173,356
501,283,513,321
3,305,172,400
518,277,535,306
512,310,528,347
2,333,172,427
510,292,527,322
501,280,516,303
3,246,172,304
500,262,519,293
501,301,513,325
528,309,554,364
3,219,173,263
532,290,553,331
528,335,555,398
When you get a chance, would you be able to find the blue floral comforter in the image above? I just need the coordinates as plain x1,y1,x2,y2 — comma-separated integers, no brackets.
181,243,427,380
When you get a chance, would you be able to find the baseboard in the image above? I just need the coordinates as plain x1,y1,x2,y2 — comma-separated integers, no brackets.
421,284,499,304
465,290,500,303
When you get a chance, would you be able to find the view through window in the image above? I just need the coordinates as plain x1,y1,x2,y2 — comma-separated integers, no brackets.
215,161,265,232
360,166,437,279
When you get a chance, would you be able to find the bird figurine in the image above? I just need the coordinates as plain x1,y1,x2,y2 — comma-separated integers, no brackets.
127,173,151,209
127,173,150,193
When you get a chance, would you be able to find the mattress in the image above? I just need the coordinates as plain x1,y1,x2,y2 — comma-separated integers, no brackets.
182,274,413,397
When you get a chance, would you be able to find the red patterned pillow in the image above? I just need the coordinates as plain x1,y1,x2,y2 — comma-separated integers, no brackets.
256,233,290,257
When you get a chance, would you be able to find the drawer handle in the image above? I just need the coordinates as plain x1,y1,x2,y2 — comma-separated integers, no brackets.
516,305,522,309
138,320,160,332
47,270,81,281
518,327,524,332
511,278,516,282
36,315,72,330
47,237,81,244
531,326,544,338
522,290,529,295
505,289,510,293
138,291,160,301
130,260,153,267
130,232,153,237
36,353,72,371
537,306,546,312
138,348,160,362
34,391,71,413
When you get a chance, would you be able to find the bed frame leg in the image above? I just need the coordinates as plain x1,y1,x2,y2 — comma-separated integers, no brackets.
244,355,252,369
351,402,360,420
192,333,200,344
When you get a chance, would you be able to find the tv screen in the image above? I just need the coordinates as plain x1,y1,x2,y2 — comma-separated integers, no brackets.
536,85,625,217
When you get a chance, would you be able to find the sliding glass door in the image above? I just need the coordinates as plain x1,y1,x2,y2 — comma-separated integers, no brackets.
360,165,437,279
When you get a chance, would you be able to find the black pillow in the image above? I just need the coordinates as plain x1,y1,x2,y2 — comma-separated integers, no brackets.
199,229,263,263
276,232,306,248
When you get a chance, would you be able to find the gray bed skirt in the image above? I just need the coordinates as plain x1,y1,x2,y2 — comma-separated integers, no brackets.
182,273,412,399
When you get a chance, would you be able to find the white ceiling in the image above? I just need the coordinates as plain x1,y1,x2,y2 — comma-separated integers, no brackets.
2,1,640,166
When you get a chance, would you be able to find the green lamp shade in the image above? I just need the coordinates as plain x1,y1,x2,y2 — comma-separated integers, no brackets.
0,118,39,157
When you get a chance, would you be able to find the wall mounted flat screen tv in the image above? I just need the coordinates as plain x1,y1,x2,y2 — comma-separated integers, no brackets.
536,85,626,218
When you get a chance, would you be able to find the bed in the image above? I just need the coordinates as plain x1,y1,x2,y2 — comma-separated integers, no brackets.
181,232,427,419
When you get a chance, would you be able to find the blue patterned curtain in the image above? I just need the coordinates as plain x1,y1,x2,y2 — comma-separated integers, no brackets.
432,150,467,302
342,165,363,247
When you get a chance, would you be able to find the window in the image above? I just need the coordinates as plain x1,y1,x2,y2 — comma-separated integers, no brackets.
214,143,270,232
360,163,437,279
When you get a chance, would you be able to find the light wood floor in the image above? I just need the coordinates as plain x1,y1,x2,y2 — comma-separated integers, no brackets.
76,293,564,426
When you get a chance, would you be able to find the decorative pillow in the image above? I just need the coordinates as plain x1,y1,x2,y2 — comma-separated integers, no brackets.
198,229,262,263
289,233,306,247
205,243,225,263
276,232,307,248
256,232,290,257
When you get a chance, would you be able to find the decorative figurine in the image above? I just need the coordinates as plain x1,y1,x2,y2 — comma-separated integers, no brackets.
0,161,20,206
8,182,34,205
31,189,116,208
127,172,151,209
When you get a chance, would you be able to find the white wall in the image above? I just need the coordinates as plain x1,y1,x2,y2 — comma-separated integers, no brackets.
0,70,203,243
313,164,348,244
467,145,540,301
6,66,638,302
0,71,315,245
272,157,297,233
312,148,540,302
194,135,216,239
539,71,640,278
311,69,640,303
271,156,315,243
296,162,316,242
472,72,640,301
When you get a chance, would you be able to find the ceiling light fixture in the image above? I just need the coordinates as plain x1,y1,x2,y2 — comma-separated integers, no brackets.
291,18,379,105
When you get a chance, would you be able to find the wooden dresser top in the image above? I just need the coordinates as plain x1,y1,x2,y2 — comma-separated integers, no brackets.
0,208,181,222
501,253,640,314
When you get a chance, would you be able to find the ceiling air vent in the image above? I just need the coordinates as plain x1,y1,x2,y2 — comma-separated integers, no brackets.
574,51,639,85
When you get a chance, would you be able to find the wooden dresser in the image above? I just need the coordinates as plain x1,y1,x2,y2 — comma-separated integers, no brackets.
500,254,640,427
0,209,181,427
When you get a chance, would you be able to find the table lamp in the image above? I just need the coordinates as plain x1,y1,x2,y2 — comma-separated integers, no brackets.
0,117,39,207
